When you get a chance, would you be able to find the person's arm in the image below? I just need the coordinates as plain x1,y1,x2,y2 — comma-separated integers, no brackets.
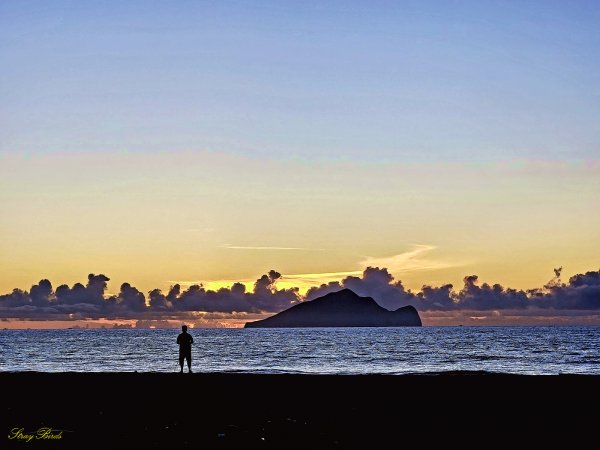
190,335,193,344
177,335,180,344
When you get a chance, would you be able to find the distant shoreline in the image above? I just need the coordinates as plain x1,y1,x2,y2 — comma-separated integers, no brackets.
2,372,597,449
3,324,600,330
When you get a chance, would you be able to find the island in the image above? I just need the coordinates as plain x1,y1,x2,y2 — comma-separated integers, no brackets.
244,288,422,328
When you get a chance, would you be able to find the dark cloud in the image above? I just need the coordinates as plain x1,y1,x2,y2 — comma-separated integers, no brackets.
112,283,147,312
417,283,455,310
0,267,598,320
0,288,30,308
530,271,600,310
306,267,600,313
554,267,563,279
168,270,299,314
30,279,52,306
306,267,415,310
454,275,529,310
148,288,171,311
54,274,110,306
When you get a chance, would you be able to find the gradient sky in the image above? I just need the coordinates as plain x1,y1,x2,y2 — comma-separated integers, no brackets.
1,1,599,304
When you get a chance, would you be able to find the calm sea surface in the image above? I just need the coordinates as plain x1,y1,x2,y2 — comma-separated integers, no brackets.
0,327,598,374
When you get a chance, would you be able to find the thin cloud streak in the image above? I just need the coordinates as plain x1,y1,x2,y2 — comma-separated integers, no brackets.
217,245,462,291
162,245,464,295
361,245,466,273
183,228,215,233
283,271,363,281
222,245,325,251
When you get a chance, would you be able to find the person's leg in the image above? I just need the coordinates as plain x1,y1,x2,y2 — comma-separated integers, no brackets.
179,353,184,373
186,353,192,373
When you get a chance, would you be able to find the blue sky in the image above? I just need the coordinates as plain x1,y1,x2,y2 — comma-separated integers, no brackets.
2,0,599,162
1,1,599,310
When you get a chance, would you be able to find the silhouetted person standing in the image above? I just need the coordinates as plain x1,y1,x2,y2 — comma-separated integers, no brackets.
177,325,193,373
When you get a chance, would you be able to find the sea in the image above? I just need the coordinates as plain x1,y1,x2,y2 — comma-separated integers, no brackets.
1,326,598,374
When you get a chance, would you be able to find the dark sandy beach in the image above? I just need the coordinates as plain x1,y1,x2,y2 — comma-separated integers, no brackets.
2,372,598,449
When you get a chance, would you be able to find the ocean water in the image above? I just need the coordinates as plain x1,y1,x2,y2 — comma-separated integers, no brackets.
0,327,598,374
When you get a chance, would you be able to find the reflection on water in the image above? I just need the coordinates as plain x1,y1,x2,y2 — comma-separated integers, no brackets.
0,326,598,374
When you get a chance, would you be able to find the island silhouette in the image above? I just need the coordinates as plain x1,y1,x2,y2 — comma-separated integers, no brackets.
244,288,422,328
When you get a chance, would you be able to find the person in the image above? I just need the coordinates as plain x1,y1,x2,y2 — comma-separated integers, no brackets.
176,325,194,373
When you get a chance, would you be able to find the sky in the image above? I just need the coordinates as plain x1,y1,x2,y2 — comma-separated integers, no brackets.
1,1,599,326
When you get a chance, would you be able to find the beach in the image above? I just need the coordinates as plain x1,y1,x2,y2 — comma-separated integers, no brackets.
2,372,598,449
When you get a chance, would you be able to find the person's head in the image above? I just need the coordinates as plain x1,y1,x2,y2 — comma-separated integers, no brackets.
182,325,188,333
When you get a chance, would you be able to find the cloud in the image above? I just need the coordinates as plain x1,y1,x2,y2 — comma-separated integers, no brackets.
0,267,598,322
306,266,600,313
0,270,300,320
305,267,416,311
360,245,465,273
282,271,362,282
171,245,460,295
167,270,300,314
54,274,110,307
109,283,146,312
183,228,215,233
222,245,324,251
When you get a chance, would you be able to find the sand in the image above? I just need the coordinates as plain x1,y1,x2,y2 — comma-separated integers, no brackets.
2,372,598,449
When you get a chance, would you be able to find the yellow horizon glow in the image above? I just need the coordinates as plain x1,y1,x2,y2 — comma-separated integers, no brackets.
3,311,600,330
1,151,599,300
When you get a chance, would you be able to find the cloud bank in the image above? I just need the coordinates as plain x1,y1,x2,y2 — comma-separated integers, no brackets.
1,267,598,321
0,271,299,320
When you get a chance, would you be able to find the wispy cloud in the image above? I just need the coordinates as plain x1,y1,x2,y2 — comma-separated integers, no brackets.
360,244,465,273
170,245,461,294
221,245,324,251
283,271,362,280
183,228,215,233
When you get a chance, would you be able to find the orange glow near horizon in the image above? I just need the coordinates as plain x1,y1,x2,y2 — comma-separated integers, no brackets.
1,152,599,327
2,152,599,302
3,311,600,329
